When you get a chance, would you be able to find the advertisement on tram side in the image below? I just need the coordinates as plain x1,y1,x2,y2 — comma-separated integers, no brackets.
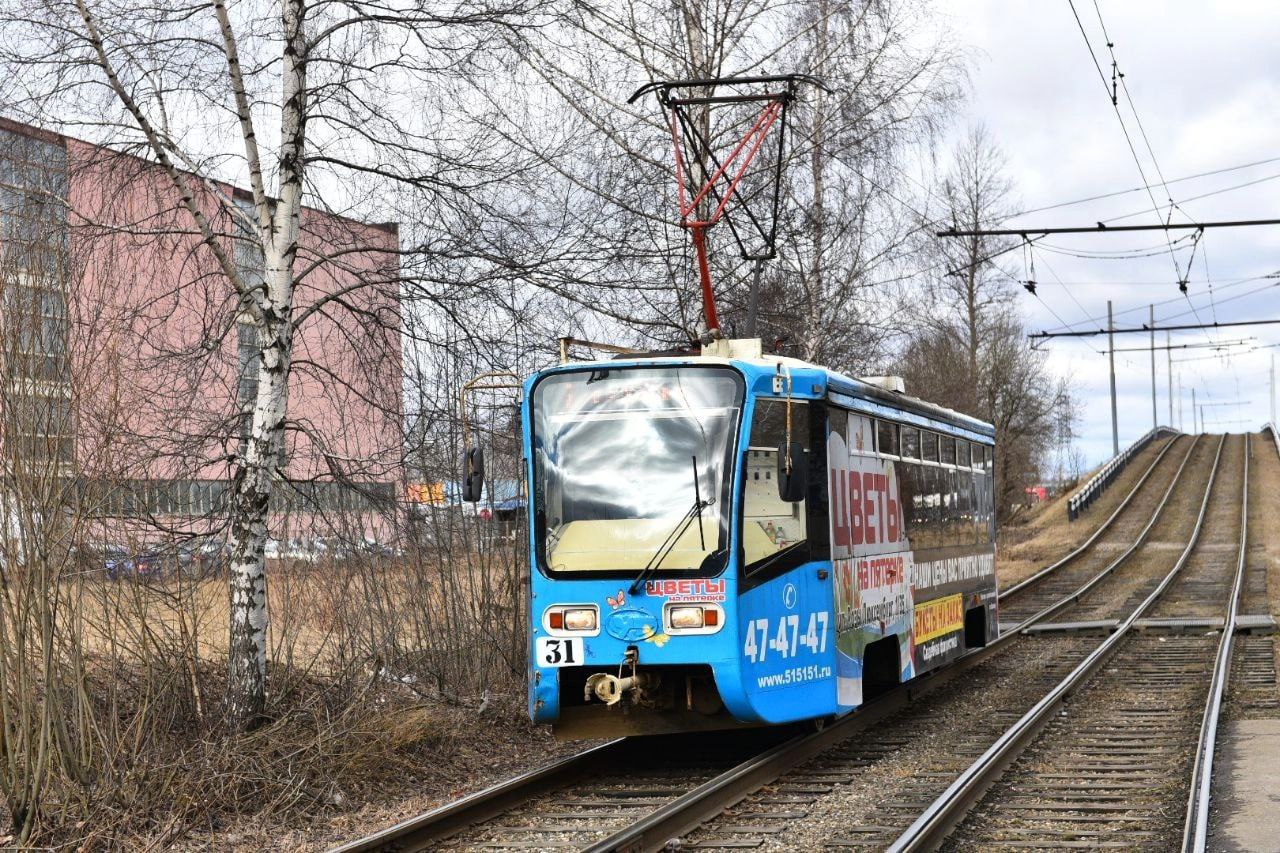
913,593,966,667
829,410,998,704
828,414,915,708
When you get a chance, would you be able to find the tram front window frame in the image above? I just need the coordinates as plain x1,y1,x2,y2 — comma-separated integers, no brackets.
530,365,743,579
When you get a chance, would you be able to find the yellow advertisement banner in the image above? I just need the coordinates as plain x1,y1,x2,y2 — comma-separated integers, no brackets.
914,594,964,644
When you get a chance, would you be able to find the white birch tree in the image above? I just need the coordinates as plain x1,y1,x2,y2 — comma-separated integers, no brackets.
0,0,542,724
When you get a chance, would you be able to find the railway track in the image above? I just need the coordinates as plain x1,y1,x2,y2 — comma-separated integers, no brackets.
996,432,1193,625
334,431,1269,852
888,433,1248,851
678,432,1231,851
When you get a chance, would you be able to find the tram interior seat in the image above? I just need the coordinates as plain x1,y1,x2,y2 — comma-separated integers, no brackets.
548,516,720,571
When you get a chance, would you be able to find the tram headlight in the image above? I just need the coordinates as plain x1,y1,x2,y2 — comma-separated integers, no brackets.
664,603,724,634
669,606,706,629
544,605,599,635
563,607,597,631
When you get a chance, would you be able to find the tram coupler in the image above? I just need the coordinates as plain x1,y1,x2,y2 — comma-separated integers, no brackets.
584,671,655,705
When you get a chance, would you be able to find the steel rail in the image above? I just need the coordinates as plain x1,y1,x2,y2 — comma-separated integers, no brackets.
326,739,629,852
581,622,1039,853
1000,431,1183,600
887,434,1228,853
583,439,1205,853
1183,433,1252,851
581,682,916,853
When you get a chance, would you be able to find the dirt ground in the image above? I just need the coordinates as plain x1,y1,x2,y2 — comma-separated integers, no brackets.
995,435,1175,587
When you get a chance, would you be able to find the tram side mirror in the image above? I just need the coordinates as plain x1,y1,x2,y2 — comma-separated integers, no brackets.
461,446,485,503
776,441,807,502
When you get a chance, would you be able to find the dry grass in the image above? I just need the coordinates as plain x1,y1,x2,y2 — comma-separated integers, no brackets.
0,529,536,850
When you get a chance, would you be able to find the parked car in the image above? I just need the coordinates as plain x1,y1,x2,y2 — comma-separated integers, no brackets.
354,539,398,558
100,545,135,580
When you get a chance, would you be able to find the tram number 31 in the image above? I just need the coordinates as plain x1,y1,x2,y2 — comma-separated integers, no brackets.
743,612,829,663
535,637,584,668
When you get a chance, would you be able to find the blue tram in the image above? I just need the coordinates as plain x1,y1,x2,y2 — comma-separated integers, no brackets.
517,339,997,739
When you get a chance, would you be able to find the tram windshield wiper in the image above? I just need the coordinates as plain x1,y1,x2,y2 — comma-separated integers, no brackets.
629,456,712,595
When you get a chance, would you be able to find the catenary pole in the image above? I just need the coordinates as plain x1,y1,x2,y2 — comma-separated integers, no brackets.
1109,300,1119,455
1192,388,1198,434
1166,331,1173,425
1149,305,1157,430
1272,353,1276,426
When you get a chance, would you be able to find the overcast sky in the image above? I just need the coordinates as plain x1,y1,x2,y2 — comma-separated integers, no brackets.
937,1,1280,465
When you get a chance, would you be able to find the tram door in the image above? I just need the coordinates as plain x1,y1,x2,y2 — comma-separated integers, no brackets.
828,410,915,710
737,399,839,723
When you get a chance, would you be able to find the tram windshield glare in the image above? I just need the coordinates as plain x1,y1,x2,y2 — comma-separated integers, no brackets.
531,366,741,574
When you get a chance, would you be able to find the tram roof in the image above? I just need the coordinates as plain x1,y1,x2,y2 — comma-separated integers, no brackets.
533,343,996,444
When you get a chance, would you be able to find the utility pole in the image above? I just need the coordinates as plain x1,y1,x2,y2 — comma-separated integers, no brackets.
1149,305,1157,430
1192,388,1197,434
1165,331,1172,426
1177,373,1183,431
1109,300,1119,455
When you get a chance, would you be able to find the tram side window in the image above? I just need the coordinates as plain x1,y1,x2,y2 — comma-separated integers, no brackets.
899,459,996,549
921,430,939,462
943,467,960,546
969,443,994,544
940,436,956,466
744,400,810,573
956,439,971,469
958,471,976,544
829,406,848,441
901,463,940,550
901,427,920,459
876,420,898,456
985,471,996,542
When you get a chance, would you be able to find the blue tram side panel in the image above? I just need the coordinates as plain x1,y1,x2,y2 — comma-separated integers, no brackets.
522,342,997,739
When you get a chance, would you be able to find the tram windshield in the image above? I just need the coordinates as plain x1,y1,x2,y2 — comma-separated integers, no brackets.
531,366,741,574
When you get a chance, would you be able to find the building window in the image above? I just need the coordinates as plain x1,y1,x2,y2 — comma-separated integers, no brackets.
1,128,72,471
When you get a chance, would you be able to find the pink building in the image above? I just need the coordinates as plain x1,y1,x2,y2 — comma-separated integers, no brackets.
0,117,404,546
